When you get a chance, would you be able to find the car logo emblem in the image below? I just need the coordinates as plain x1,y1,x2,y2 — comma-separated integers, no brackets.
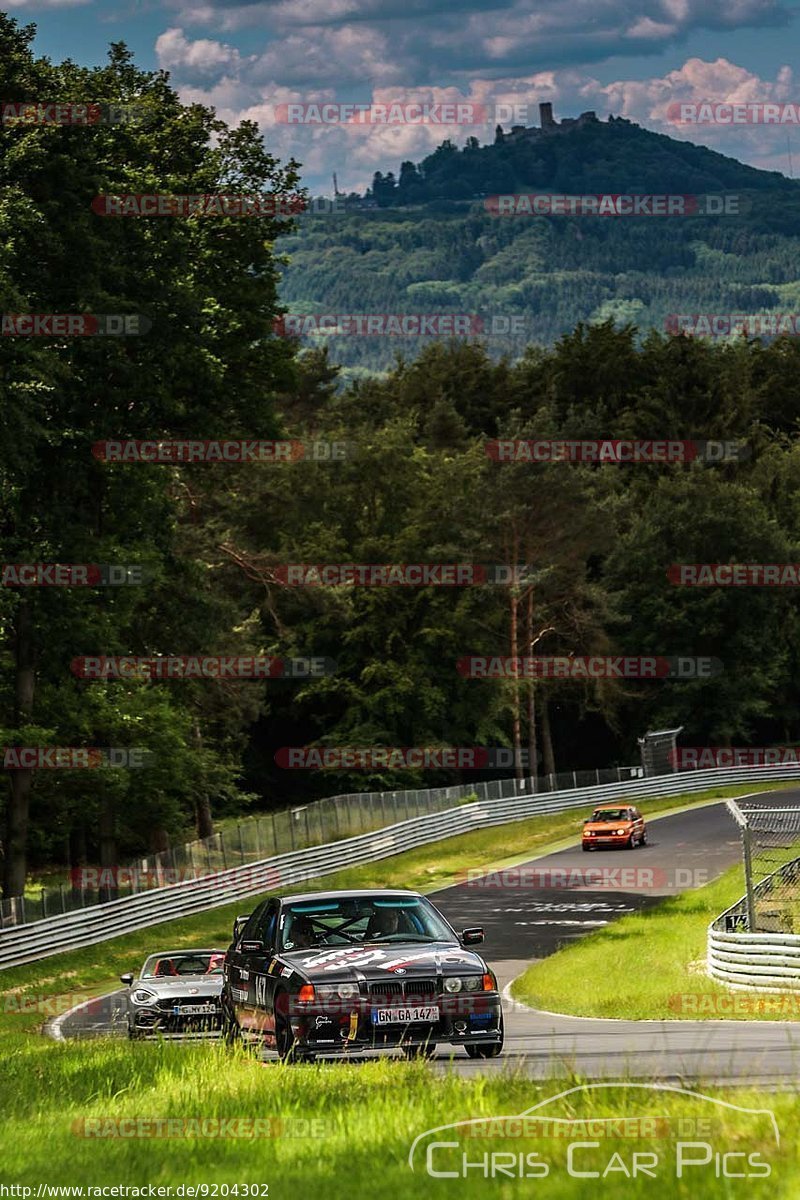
190,988,198,994
394,968,406,975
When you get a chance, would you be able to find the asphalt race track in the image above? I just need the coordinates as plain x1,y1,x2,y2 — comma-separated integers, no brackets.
50,792,800,1083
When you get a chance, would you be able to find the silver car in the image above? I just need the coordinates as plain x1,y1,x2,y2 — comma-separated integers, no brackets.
120,948,226,1039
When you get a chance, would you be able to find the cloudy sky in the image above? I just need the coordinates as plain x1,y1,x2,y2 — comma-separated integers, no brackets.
13,0,800,192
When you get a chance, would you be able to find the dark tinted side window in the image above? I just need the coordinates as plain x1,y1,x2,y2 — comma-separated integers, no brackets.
239,902,268,943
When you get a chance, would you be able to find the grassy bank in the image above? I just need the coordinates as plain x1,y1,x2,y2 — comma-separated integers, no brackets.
510,861,800,1021
2,1042,798,1196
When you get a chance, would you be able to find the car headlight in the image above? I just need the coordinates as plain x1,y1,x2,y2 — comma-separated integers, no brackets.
336,982,359,1000
444,977,463,993
132,989,156,1005
616,828,626,835
462,976,482,992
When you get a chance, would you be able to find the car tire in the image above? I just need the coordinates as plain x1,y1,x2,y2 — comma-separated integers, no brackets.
640,831,648,846
465,1013,504,1059
626,834,636,849
127,1025,141,1041
582,843,591,852
274,992,314,1063
222,997,242,1048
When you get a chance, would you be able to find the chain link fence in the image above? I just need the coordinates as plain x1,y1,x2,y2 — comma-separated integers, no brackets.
1,764,642,928
726,800,800,933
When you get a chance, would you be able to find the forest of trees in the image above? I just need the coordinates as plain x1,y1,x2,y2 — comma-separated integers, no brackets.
3,14,800,893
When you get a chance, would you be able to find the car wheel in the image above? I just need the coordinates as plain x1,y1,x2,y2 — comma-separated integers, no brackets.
640,831,648,846
626,834,636,849
274,993,313,1062
582,842,591,852
222,998,242,1047
465,1013,504,1059
127,1024,141,1041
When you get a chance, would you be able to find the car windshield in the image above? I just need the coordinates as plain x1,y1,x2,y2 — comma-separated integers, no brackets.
279,896,455,951
140,952,225,978
591,809,628,821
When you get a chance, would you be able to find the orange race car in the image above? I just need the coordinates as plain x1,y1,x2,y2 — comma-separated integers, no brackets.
581,805,647,851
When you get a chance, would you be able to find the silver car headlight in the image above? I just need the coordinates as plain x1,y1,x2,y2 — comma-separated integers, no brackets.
616,828,626,835
462,976,482,992
336,982,359,1000
132,989,157,1005
444,977,463,993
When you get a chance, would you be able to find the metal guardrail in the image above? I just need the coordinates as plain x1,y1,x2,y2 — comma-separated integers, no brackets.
3,762,800,971
3,765,645,927
709,850,800,992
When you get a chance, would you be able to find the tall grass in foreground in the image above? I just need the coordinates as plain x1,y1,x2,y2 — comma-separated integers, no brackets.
2,1037,799,1197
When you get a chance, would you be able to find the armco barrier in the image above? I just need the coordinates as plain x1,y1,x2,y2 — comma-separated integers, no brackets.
3,763,800,970
708,852,800,991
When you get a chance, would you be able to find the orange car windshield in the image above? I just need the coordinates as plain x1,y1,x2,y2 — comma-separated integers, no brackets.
592,809,628,822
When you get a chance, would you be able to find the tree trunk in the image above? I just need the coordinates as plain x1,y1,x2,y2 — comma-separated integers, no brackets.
509,585,524,783
69,822,88,896
3,600,35,899
193,719,214,838
99,796,117,902
525,592,538,789
541,692,556,779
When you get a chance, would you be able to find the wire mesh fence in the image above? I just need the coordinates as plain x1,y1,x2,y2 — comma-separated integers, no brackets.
725,800,800,933
0,764,643,927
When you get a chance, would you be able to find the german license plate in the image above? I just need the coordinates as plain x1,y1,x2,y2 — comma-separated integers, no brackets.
371,1006,439,1024
174,1004,216,1015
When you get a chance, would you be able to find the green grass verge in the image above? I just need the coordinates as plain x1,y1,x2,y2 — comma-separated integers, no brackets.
2,1044,799,1195
510,859,800,1021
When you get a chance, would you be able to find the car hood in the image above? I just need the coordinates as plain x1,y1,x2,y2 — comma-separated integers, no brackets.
277,941,486,980
584,820,632,831
134,975,223,995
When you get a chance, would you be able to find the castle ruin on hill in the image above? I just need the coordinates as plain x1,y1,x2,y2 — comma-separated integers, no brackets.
497,103,621,144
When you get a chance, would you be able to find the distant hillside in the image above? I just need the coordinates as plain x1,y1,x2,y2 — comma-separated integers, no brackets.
276,116,800,374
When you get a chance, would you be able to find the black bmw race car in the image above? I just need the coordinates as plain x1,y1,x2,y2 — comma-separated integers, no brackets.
120,948,227,1039
221,889,503,1061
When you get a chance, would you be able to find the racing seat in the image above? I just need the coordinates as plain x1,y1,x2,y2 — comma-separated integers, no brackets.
154,958,179,977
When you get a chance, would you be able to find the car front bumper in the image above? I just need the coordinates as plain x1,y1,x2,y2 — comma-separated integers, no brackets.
287,994,503,1053
129,1005,223,1036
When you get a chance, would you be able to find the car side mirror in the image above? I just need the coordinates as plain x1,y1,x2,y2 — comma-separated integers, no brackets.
233,915,250,942
120,973,134,986
461,927,484,945
240,939,265,954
